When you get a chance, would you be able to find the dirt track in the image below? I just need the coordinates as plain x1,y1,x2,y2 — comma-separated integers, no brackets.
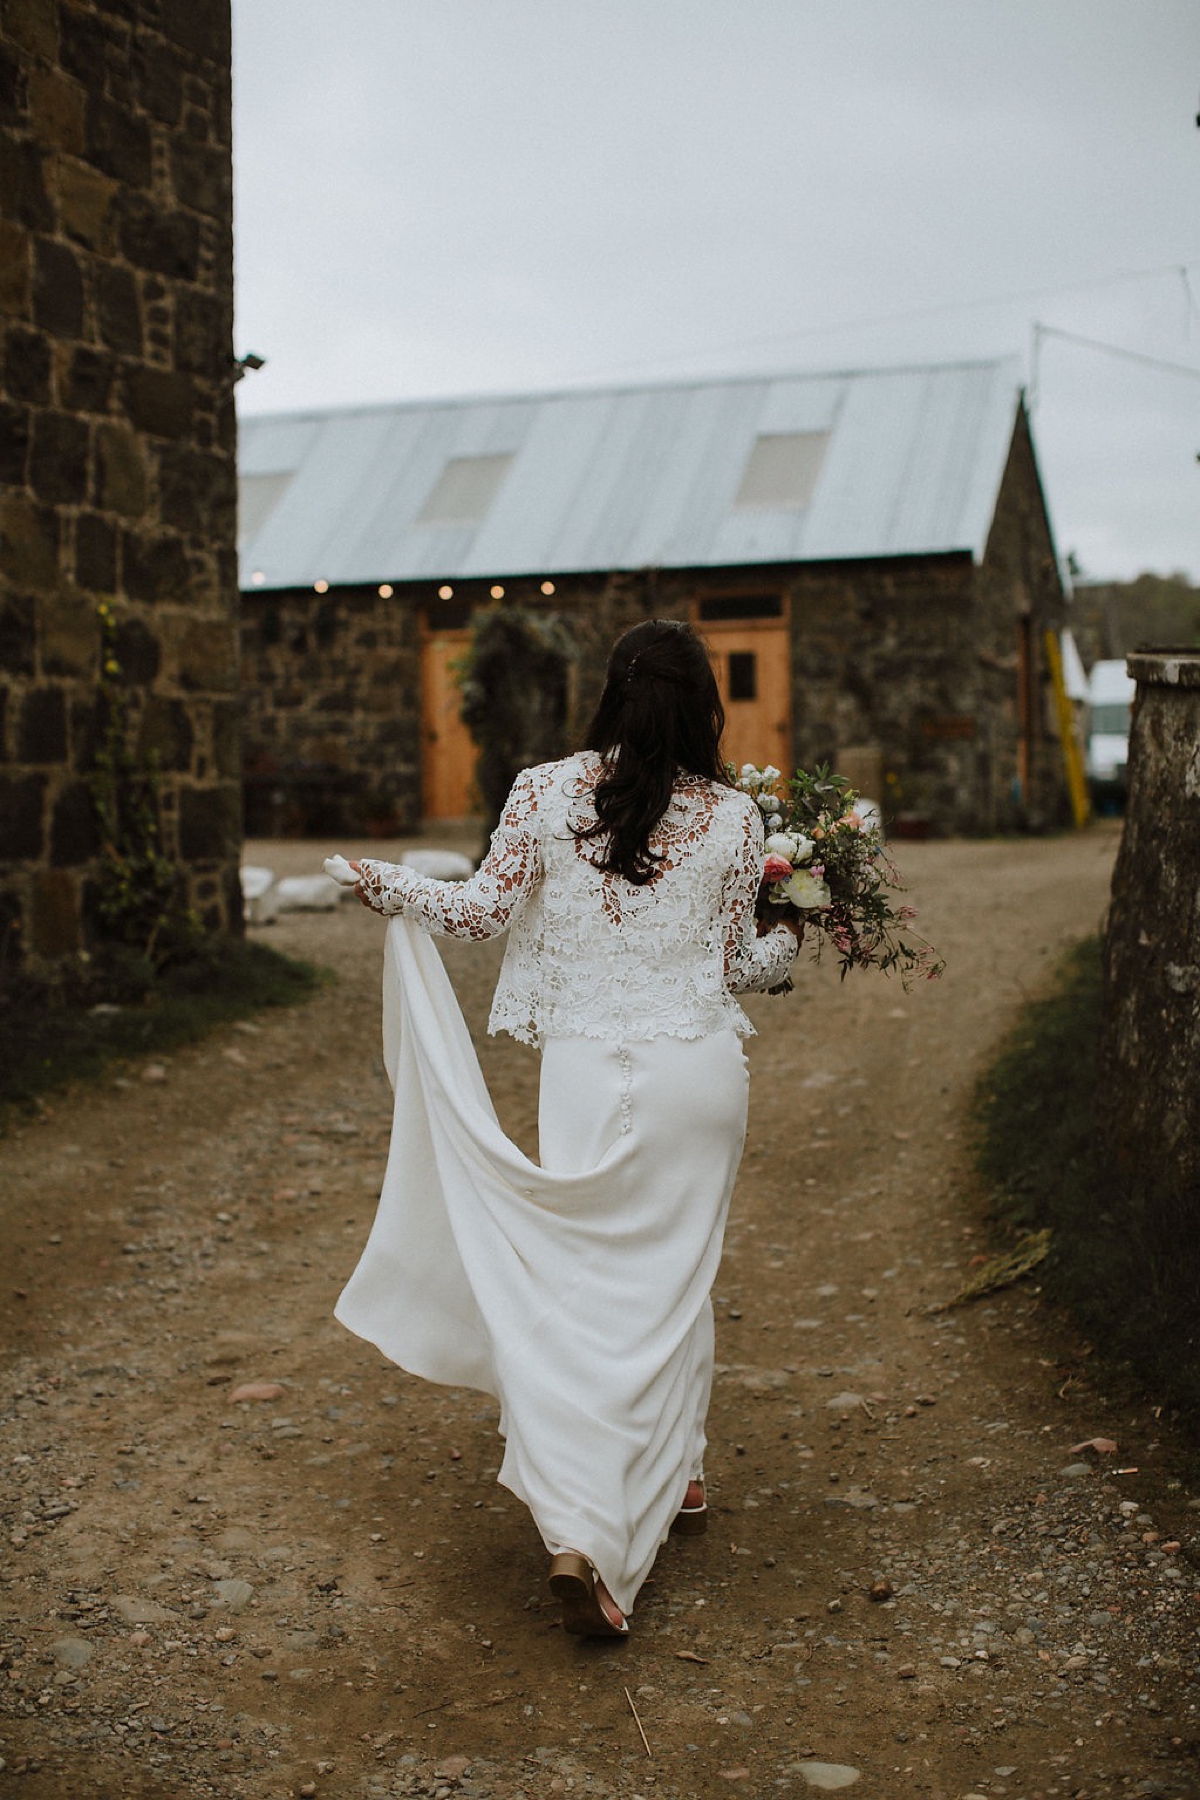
2,821,1199,1800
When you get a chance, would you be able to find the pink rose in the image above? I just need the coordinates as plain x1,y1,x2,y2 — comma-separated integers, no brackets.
762,854,793,883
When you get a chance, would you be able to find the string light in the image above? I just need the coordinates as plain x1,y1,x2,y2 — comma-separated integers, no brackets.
541,580,556,595
438,584,454,599
490,584,505,599
250,569,266,586
378,583,393,598
314,579,329,594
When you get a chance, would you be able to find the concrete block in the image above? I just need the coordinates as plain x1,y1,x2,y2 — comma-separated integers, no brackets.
4,0,60,60
3,326,51,405
95,420,149,517
178,781,239,861
33,237,84,338
0,592,37,677
31,868,80,956
0,219,32,318
27,64,86,154
38,590,97,678
0,401,30,485
95,262,142,355
29,408,90,506
64,345,116,413
84,90,152,188
117,191,200,281
58,156,119,253
17,686,67,764
50,779,99,866
73,512,118,594
0,493,60,591
0,772,47,859
122,367,196,439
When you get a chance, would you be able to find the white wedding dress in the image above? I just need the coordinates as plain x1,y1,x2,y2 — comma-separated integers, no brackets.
335,752,795,1613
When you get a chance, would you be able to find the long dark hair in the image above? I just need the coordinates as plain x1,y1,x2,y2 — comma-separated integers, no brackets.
577,618,728,884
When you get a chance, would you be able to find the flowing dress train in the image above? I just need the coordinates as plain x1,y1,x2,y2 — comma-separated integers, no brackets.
334,917,749,1615
338,753,795,1614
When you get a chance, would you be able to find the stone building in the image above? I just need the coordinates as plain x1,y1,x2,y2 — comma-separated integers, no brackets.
0,0,240,974
237,357,1071,836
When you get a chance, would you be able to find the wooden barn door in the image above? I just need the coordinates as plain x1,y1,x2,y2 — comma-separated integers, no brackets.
420,628,478,820
702,617,792,777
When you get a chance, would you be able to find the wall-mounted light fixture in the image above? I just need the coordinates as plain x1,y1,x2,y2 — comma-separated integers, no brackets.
232,352,266,383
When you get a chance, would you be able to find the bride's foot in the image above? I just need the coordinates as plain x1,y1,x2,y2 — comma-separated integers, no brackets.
671,1478,708,1536
548,1552,628,1638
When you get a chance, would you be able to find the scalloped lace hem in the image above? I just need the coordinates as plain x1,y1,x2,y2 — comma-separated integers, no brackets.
488,1007,756,1050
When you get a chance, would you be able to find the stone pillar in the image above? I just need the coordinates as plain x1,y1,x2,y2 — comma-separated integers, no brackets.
0,0,240,975
1101,651,1200,1228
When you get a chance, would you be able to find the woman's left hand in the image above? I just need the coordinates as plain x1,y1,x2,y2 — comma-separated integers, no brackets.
758,910,803,941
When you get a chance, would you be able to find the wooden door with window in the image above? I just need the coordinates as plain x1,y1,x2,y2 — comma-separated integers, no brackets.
701,618,792,778
420,628,478,820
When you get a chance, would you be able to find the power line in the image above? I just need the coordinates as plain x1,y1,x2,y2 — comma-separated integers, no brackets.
1033,323,1200,387
559,256,1200,388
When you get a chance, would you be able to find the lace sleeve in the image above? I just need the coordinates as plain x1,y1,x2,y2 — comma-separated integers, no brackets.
357,770,543,940
721,798,798,994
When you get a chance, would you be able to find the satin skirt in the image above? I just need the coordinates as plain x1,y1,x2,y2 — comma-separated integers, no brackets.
334,918,749,1614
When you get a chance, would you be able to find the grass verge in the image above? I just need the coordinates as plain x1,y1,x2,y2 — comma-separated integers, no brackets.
0,936,324,1123
972,934,1200,1440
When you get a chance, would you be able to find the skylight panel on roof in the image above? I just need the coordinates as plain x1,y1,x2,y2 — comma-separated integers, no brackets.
732,431,828,511
416,453,514,526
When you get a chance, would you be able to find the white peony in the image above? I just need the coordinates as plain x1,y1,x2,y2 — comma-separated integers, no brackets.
780,869,831,910
765,831,814,865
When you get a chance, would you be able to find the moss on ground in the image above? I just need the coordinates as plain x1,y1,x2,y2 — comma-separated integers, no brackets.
973,934,1200,1440
0,936,324,1123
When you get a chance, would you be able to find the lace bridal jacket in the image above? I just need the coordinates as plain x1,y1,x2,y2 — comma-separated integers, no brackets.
336,751,796,1615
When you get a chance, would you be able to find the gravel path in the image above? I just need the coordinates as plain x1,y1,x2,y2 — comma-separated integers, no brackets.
1,822,1197,1800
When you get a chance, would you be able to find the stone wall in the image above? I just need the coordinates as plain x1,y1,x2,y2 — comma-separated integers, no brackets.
0,0,239,972
240,585,420,837
1102,650,1200,1226
975,403,1070,829
771,407,1068,836
241,533,1068,839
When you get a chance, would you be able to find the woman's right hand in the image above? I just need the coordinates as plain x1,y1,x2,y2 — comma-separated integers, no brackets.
348,859,374,909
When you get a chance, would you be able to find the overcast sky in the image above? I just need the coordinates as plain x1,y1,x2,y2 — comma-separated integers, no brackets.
230,1,1200,583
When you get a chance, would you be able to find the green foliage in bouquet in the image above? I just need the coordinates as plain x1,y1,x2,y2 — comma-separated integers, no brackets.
734,760,944,986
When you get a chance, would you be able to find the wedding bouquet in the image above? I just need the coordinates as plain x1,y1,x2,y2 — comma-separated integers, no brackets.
734,762,944,989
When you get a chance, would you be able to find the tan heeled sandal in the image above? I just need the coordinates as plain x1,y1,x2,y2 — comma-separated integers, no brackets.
670,1478,708,1536
547,1552,628,1638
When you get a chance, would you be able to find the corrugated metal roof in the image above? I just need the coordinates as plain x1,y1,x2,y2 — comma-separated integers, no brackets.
237,357,1025,589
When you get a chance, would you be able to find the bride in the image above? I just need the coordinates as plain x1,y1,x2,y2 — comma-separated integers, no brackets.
339,618,798,1637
